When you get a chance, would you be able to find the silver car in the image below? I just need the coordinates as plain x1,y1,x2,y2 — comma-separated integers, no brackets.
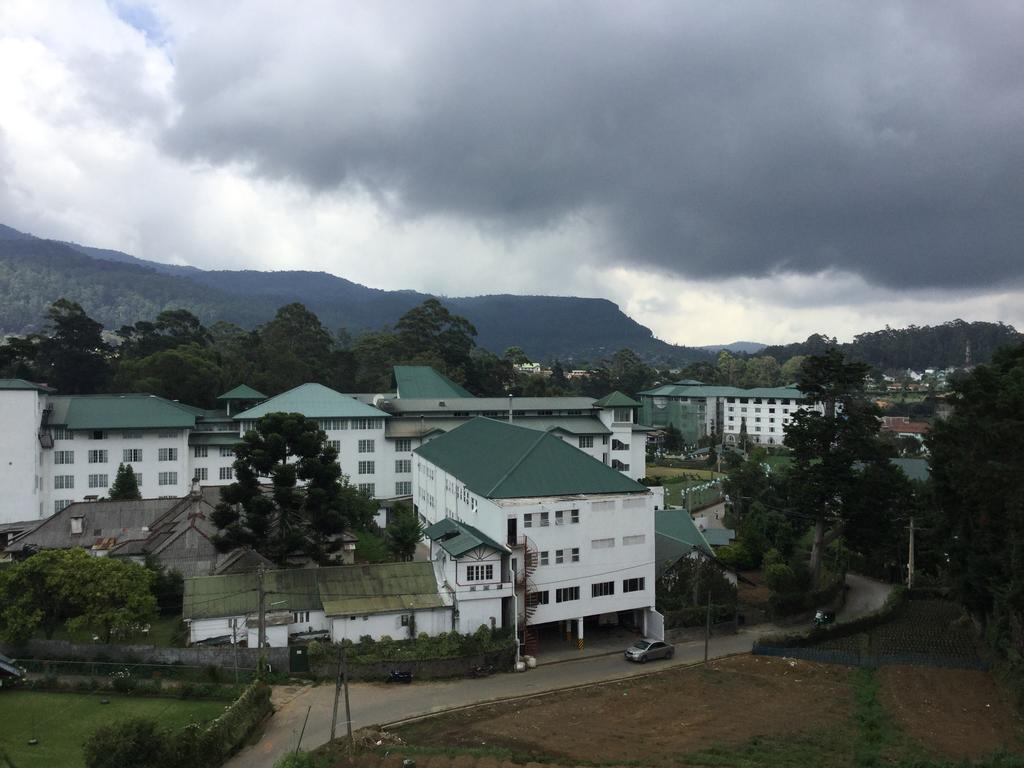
624,639,674,663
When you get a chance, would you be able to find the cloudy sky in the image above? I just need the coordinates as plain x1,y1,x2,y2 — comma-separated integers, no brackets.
1,1,1023,346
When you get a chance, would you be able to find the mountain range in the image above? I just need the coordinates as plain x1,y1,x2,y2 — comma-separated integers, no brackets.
0,223,709,362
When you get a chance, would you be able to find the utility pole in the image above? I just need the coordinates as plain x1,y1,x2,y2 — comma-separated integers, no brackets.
330,643,353,744
232,621,239,684
704,589,712,662
256,564,266,651
907,516,915,589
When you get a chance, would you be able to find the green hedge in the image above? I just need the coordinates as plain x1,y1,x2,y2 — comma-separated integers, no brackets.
768,575,846,618
756,586,907,649
82,680,273,768
309,625,514,665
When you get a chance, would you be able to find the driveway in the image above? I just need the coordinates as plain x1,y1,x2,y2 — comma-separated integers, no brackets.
226,572,892,768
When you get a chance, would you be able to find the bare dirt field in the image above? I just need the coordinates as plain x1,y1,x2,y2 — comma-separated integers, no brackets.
877,665,1024,760
393,656,855,765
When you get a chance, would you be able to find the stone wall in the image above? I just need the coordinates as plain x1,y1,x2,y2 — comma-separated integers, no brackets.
310,647,514,682
2,638,289,671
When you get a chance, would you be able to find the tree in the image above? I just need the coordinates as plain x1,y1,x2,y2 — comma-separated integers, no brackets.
116,309,212,358
64,556,157,642
255,303,336,393
110,463,142,500
36,299,111,393
395,298,478,377
785,349,890,585
385,502,424,561
607,349,655,395
738,418,749,452
113,343,224,407
503,346,530,365
928,343,1024,658
663,424,683,453
84,718,187,768
212,412,376,563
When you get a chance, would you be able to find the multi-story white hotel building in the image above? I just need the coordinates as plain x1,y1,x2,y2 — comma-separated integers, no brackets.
637,382,825,447
416,417,661,653
0,367,651,526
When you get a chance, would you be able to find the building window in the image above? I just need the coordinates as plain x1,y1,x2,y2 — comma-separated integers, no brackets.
358,483,375,496
395,481,412,496
87,449,108,464
123,448,142,463
70,516,84,534
122,430,143,439
326,440,341,453
571,508,579,524
54,499,72,513
591,538,615,549
579,435,594,449
292,611,310,624
539,551,549,566
158,472,177,486
353,418,381,430
220,446,235,457
54,450,74,465
54,475,74,489
195,467,208,481
623,577,646,593
466,564,494,581
358,460,375,475
194,445,208,458
555,549,564,564
528,590,549,606
358,439,375,453
539,511,549,527
592,581,614,597
157,430,179,438
523,513,533,528
555,509,565,525
52,426,72,441
571,547,580,562
134,473,142,487
623,535,646,546
555,586,580,603
219,466,233,480
395,438,412,452
91,430,105,440
395,459,411,474
88,474,109,488
613,407,632,422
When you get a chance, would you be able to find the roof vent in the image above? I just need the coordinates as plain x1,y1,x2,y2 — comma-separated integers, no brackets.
438,401,446,407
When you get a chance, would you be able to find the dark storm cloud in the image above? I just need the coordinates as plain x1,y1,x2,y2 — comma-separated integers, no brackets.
161,1,1024,289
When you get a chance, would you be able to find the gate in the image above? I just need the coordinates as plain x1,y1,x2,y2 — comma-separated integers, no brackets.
290,645,310,673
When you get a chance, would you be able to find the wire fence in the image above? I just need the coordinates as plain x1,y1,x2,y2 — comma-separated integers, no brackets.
16,658,261,683
753,643,990,671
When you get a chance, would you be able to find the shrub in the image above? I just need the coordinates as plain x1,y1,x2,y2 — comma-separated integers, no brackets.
273,753,316,768
761,548,783,569
714,541,757,570
84,718,176,768
764,563,798,594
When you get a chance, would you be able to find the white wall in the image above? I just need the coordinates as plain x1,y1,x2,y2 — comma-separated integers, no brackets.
329,606,452,642
0,389,44,523
188,616,245,645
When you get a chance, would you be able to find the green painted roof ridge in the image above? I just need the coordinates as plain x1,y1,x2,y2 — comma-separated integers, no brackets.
218,384,267,400
594,391,641,407
487,426,551,496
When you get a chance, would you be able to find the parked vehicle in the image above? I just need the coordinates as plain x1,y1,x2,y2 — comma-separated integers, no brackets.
624,639,674,663
387,669,413,683
813,609,836,627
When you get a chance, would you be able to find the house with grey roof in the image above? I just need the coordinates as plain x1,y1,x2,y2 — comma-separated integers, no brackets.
414,417,661,656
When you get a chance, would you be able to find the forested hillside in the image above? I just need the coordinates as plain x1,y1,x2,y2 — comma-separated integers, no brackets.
760,321,1022,372
0,226,705,362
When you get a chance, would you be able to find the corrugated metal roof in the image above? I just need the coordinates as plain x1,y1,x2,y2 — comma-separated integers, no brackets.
50,394,199,429
638,384,805,399
385,415,610,439
414,418,648,499
424,517,509,557
594,391,641,408
655,509,713,557
233,383,390,420
183,561,445,620
388,396,598,414
394,366,475,399
218,385,267,400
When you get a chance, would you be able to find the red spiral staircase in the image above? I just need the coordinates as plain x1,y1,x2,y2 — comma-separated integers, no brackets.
512,534,540,656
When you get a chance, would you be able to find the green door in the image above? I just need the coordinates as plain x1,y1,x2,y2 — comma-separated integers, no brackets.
290,645,310,674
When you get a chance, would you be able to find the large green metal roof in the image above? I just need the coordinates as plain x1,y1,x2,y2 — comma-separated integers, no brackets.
50,394,199,430
424,517,509,557
217,384,266,401
414,417,648,499
183,561,444,620
394,366,475,399
655,509,713,557
232,383,390,420
593,391,641,408
638,384,805,399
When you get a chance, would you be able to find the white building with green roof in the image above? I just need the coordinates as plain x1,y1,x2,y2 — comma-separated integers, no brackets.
637,382,824,447
414,418,662,655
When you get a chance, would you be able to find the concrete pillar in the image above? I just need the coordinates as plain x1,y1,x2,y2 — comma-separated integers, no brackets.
564,619,572,643
641,608,648,637
576,617,584,651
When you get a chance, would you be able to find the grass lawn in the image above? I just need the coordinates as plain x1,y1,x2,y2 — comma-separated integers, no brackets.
0,690,227,768
663,477,725,509
36,615,185,647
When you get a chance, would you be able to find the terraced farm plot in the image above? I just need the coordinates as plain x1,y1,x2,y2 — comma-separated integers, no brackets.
874,600,981,663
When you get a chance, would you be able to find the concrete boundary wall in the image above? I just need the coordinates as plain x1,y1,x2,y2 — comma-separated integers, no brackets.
2,638,289,670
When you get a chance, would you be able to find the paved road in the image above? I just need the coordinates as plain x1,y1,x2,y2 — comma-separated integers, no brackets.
226,573,892,768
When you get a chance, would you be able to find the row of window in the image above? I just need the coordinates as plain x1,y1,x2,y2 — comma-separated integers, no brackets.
590,535,646,548
52,428,182,441
725,397,794,405
57,471,181,490
538,548,580,565
466,564,494,581
312,418,386,431
577,435,610,449
55,445,236,465
529,577,646,606
523,509,580,528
